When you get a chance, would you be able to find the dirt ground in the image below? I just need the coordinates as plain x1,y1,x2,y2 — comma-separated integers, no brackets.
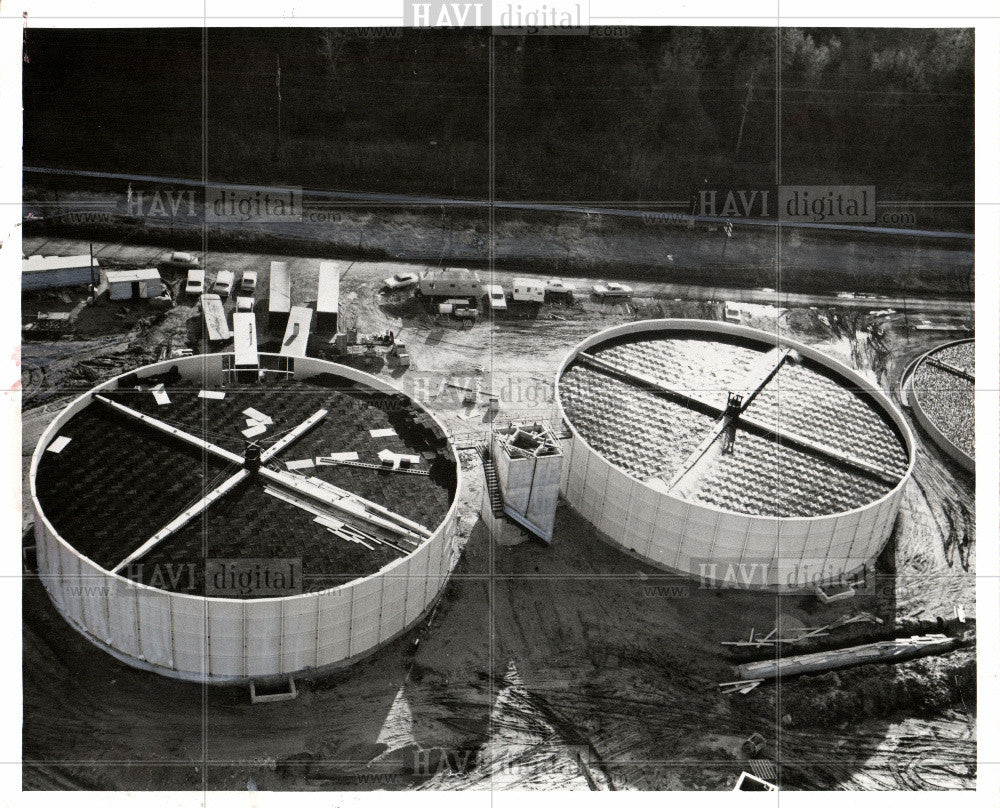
20,236,976,790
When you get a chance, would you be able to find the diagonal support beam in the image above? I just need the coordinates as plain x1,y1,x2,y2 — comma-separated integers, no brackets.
580,353,902,489
925,357,974,384
260,409,328,462
111,469,249,574
658,347,789,491
730,347,790,409
576,351,723,415
94,394,244,465
737,413,902,487
259,466,431,541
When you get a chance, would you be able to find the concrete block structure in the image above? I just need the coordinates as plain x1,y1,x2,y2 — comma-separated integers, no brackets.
491,422,563,543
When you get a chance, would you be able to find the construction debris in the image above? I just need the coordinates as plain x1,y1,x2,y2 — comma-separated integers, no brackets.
150,383,170,406
741,732,766,756
721,613,882,649
243,407,273,425
733,633,965,683
46,435,72,454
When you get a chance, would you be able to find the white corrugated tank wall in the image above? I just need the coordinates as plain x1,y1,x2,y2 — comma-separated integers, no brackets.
31,354,463,683
555,320,915,590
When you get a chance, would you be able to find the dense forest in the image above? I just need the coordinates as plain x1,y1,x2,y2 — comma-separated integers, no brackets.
23,27,973,228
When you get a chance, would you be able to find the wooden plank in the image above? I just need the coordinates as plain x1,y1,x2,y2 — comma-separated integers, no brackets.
111,469,249,573
259,409,327,462
94,394,244,465
259,467,428,541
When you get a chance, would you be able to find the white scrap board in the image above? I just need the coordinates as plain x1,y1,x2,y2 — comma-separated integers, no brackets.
369,427,397,438
243,407,274,425
242,423,268,438
322,451,360,462
152,389,171,406
313,515,344,530
46,435,72,454
285,459,316,470
198,390,226,400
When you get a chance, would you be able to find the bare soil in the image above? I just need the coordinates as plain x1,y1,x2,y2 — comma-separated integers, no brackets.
21,237,975,790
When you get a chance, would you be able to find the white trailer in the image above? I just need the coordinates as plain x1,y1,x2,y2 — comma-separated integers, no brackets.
22,254,100,291
512,277,545,303
419,267,482,299
280,306,313,359
268,261,292,332
200,294,231,343
316,262,340,334
106,268,163,300
232,312,259,382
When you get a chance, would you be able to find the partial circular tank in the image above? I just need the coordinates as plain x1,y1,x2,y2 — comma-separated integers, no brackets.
906,338,974,473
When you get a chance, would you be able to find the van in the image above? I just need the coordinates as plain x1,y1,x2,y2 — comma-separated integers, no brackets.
512,277,545,303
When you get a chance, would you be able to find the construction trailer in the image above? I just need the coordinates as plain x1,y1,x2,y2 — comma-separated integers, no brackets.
231,312,259,383
200,294,231,343
268,260,291,332
491,422,563,543
22,254,100,291
511,277,545,303
280,305,313,359
106,268,163,300
316,262,340,334
419,267,482,299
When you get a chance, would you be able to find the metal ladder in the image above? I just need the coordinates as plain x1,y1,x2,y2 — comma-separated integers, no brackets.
476,443,505,517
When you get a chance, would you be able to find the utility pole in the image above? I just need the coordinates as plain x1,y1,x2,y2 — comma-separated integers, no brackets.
90,242,97,302
276,54,282,151
734,68,755,158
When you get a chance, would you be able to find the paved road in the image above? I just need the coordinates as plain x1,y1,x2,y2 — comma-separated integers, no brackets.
24,235,973,316
632,282,972,314
24,165,974,241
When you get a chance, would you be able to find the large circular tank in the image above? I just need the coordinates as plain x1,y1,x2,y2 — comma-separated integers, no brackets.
30,353,462,683
905,338,974,473
555,319,915,589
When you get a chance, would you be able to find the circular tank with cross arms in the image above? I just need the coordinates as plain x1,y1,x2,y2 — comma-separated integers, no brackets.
30,353,462,683
555,319,915,590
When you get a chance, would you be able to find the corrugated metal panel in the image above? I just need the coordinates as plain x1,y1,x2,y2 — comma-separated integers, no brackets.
22,265,96,291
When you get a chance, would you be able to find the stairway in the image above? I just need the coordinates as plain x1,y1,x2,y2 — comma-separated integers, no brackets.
476,443,505,517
